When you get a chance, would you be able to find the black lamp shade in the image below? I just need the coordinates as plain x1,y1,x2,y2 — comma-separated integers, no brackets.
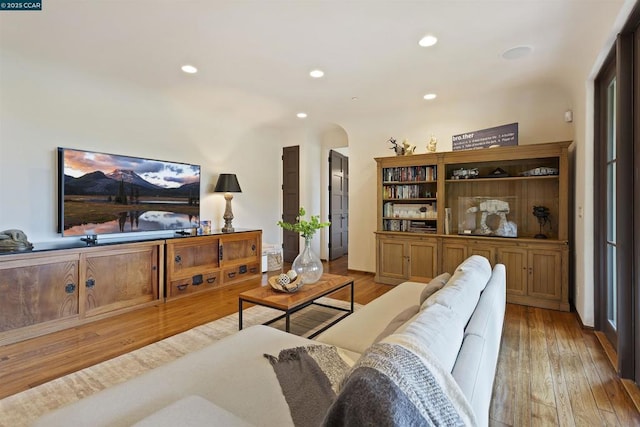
214,174,242,193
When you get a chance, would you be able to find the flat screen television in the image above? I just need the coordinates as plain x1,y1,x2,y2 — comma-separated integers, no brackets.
58,147,200,237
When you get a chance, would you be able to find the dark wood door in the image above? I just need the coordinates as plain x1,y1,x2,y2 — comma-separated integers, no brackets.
282,146,300,263
329,150,349,260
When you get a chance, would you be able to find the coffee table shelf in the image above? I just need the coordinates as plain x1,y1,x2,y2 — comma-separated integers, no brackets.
238,273,354,338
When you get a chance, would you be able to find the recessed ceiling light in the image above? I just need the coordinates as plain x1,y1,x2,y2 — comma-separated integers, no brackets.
309,69,324,78
418,35,438,47
297,112,308,118
423,93,437,100
181,65,198,74
501,46,533,60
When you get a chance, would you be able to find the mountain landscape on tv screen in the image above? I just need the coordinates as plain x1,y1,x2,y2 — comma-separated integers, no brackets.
60,149,200,236
64,169,199,199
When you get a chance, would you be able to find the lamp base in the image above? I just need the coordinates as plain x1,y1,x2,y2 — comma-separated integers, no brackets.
222,193,235,233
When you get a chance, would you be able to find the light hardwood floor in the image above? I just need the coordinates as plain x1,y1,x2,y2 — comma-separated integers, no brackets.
0,256,638,425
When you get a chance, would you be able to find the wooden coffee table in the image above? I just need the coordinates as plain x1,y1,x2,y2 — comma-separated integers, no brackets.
238,273,354,338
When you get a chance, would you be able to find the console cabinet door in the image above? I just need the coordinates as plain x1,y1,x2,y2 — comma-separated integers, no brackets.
0,254,79,333
167,236,220,278
441,242,467,274
377,237,408,282
219,232,260,267
528,249,562,301
82,245,159,317
408,240,437,282
496,246,528,297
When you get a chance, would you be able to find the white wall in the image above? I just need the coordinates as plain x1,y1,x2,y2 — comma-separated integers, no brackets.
0,51,283,246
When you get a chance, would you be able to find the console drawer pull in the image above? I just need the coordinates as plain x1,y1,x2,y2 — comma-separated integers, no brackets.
207,277,217,283
227,272,236,279
177,284,188,291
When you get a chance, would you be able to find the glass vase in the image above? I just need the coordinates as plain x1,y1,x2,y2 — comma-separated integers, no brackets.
292,237,323,285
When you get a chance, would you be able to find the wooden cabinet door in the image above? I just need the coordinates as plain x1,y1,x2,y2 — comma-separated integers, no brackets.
408,240,437,282
528,249,562,301
167,236,219,279
468,244,496,266
441,242,467,274
0,255,78,332
497,246,528,297
82,245,159,317
378,237,408,281
220,232,260,267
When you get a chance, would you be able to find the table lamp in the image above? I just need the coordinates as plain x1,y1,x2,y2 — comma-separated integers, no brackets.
214,173,242,232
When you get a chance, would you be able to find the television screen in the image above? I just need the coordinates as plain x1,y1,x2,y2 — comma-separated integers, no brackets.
58,147,200,236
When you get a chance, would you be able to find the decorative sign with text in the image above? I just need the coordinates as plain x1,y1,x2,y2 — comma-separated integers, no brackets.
452,122,518,151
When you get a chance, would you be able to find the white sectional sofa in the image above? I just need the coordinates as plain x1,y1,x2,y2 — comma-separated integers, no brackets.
35,255,506,427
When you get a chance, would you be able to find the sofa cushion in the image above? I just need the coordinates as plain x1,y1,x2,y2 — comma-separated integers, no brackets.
373,305,420,343
419,273,451,305
421,255,492,326
34,326,313,427
392,303,465,372
132,395,252,427
314,281,425,354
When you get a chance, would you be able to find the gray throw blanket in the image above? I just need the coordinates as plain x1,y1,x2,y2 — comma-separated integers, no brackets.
323,342,475,426
265,345,350,427
266,341,476,427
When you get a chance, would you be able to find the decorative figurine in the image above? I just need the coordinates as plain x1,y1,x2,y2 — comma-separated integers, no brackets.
388,137,404,156
402,139,416,155
466,199,517,237
0,229,33,252
532,206,551,238
427,135,438,153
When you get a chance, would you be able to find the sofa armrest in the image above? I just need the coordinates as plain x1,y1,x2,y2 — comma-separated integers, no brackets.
314,281,426,354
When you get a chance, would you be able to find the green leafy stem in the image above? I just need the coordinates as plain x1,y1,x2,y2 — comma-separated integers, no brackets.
277,207,331,240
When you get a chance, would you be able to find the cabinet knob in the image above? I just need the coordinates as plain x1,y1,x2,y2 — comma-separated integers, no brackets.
174,255,182,263
65,283,76,294
86,279,95,288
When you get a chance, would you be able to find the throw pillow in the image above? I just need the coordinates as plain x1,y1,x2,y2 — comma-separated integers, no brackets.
373,305,420,343
419,272,451,306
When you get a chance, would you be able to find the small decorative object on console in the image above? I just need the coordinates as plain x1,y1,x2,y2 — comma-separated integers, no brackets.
268,274,302,293
0,229,33,252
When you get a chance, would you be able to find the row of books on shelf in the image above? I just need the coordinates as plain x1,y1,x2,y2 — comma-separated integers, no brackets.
383,166,436,182
383,185,433,199
384,219,437,233
383,202,437,218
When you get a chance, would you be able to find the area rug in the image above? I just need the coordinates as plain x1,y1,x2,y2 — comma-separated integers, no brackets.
0,297,359,427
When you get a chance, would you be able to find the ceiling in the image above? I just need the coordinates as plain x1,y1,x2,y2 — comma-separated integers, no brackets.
0,0,629,128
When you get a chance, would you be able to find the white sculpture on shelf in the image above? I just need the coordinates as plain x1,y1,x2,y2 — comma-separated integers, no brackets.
466,199,517,237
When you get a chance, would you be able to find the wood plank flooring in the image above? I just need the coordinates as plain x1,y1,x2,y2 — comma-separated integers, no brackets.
1,256,638,426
